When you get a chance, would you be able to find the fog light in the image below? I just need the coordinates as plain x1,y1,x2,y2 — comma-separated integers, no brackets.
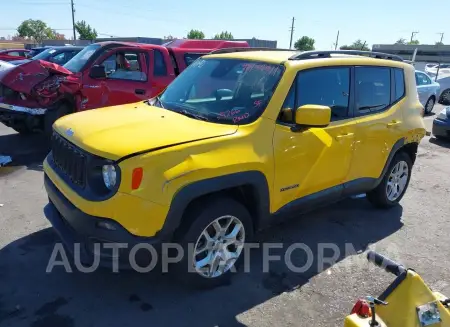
96,221,117,231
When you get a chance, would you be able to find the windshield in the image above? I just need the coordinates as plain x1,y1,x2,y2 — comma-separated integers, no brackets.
157,58,284,125
64,44,100,72
32,48,58,60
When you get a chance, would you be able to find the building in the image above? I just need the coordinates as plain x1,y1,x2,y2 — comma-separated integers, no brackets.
373,44,450,63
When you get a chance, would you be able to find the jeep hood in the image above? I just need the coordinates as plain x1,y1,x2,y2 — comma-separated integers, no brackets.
53,103,238,160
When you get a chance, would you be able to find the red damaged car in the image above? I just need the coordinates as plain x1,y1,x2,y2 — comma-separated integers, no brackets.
0,40,249,135
0,49,30,62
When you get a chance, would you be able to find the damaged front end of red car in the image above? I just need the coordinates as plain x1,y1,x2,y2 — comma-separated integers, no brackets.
0,60,81,134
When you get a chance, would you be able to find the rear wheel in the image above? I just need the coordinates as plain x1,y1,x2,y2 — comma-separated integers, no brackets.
440,89,450,105
424,96,435,115
174,197,252,289
367,152,412,208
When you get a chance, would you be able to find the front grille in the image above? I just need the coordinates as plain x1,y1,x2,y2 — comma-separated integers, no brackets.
51,132,87,188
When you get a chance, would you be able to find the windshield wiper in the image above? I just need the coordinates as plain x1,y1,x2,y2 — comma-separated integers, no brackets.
178,109,210,121
359,104,387,111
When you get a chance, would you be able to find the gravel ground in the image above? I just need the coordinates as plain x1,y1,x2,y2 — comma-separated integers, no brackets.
0,116,449,327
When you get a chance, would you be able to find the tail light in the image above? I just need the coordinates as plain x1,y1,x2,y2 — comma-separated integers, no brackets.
350,298,371,318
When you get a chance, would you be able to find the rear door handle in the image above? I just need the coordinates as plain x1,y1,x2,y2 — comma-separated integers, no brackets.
336,132,354,140
387,121,402,128
135,89,146,95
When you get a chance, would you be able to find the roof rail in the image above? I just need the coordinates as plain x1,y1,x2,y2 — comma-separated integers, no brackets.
210,47,293,55
289,50,404,62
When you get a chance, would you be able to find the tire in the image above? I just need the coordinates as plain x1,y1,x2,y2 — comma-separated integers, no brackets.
440,89,450,105
44,103,71,138
11,125,34,135
173,197,253,289
424,96,435,115
367,152,412,209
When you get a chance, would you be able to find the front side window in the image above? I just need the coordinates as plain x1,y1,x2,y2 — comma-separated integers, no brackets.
158,58,284,125
415,72,431,86
296,67,350,119
355,66,390,112
101,51,147,81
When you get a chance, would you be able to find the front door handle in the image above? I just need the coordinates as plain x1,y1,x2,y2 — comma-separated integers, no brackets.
387,121,402,128
135,89,146,95
336,132,354,140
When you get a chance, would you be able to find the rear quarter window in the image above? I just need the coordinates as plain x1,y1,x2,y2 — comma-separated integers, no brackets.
394,68,405,102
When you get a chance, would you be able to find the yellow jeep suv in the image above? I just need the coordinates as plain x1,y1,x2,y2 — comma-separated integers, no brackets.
43,49,425,288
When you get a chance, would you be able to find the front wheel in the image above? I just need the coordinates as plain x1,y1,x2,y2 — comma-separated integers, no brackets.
367,152,412,208
440,89,450,105
174,197,252,289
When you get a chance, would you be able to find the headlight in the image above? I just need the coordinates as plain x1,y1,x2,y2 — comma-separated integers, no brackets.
438,108,449,120
102,164,117,190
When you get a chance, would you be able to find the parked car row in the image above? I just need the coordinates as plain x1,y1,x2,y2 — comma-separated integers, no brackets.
0,40,249,135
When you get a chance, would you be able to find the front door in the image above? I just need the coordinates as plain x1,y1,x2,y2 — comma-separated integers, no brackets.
81,47,150,110
273,66,356,212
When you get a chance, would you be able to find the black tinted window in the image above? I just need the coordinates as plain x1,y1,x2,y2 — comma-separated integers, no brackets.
297,67,350,119
394,68,405,101
153,49,167,76
355,67,390,112
184,53,204,66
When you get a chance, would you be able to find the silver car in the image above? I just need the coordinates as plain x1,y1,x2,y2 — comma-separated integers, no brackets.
416,70,440,114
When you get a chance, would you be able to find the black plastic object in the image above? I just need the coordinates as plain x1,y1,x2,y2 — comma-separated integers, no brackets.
289,50,404,62
367,251,406,276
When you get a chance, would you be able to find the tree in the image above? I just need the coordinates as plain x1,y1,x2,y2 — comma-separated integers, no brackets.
340,39,370,51
53,32,66,40
187,29,205,39
214,31,233,40
294,36,315,51
75,20,97,40
17,19,54,44
395,38,407,45
408,40,419,45
436,41,444,46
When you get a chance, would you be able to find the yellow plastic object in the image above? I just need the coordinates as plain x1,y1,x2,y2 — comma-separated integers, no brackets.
344,270,450,327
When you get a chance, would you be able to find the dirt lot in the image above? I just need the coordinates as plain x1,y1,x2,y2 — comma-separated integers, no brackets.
0,111,449,327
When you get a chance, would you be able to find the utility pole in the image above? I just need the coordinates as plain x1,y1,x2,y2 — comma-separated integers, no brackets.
438,32,444,44
71,0,76,42
410,31,419,43
334,30,339,50
289,17,295,49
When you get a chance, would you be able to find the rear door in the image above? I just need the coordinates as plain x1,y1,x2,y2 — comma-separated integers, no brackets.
81,47,150,109
347,66,405,184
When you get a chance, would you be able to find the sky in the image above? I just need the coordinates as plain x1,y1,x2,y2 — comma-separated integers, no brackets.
2,0,450,50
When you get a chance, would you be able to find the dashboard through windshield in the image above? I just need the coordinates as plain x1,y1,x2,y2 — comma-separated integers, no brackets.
156,58,284,125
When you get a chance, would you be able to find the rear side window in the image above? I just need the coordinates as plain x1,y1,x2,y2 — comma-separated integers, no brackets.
355,67,390,112
184,53,204,66
296,67,350,120
394,68,405,101
153,49,167,76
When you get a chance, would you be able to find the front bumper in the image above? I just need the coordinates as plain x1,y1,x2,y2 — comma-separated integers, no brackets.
0,102,47,115
0,102,46,130
44,174,164,269
432,118,450,138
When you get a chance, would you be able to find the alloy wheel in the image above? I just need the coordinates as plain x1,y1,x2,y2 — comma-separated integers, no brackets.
386,161,409,201
193,215,245,278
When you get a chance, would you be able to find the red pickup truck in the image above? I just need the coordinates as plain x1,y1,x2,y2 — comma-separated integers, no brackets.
0,40,249,135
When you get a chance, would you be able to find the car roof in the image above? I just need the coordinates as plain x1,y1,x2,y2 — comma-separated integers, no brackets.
205,50,409,68
43,46,84,50
0,49,28,52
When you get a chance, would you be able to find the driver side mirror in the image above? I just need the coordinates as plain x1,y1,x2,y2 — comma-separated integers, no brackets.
89,65,107,79
291,105,331,132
